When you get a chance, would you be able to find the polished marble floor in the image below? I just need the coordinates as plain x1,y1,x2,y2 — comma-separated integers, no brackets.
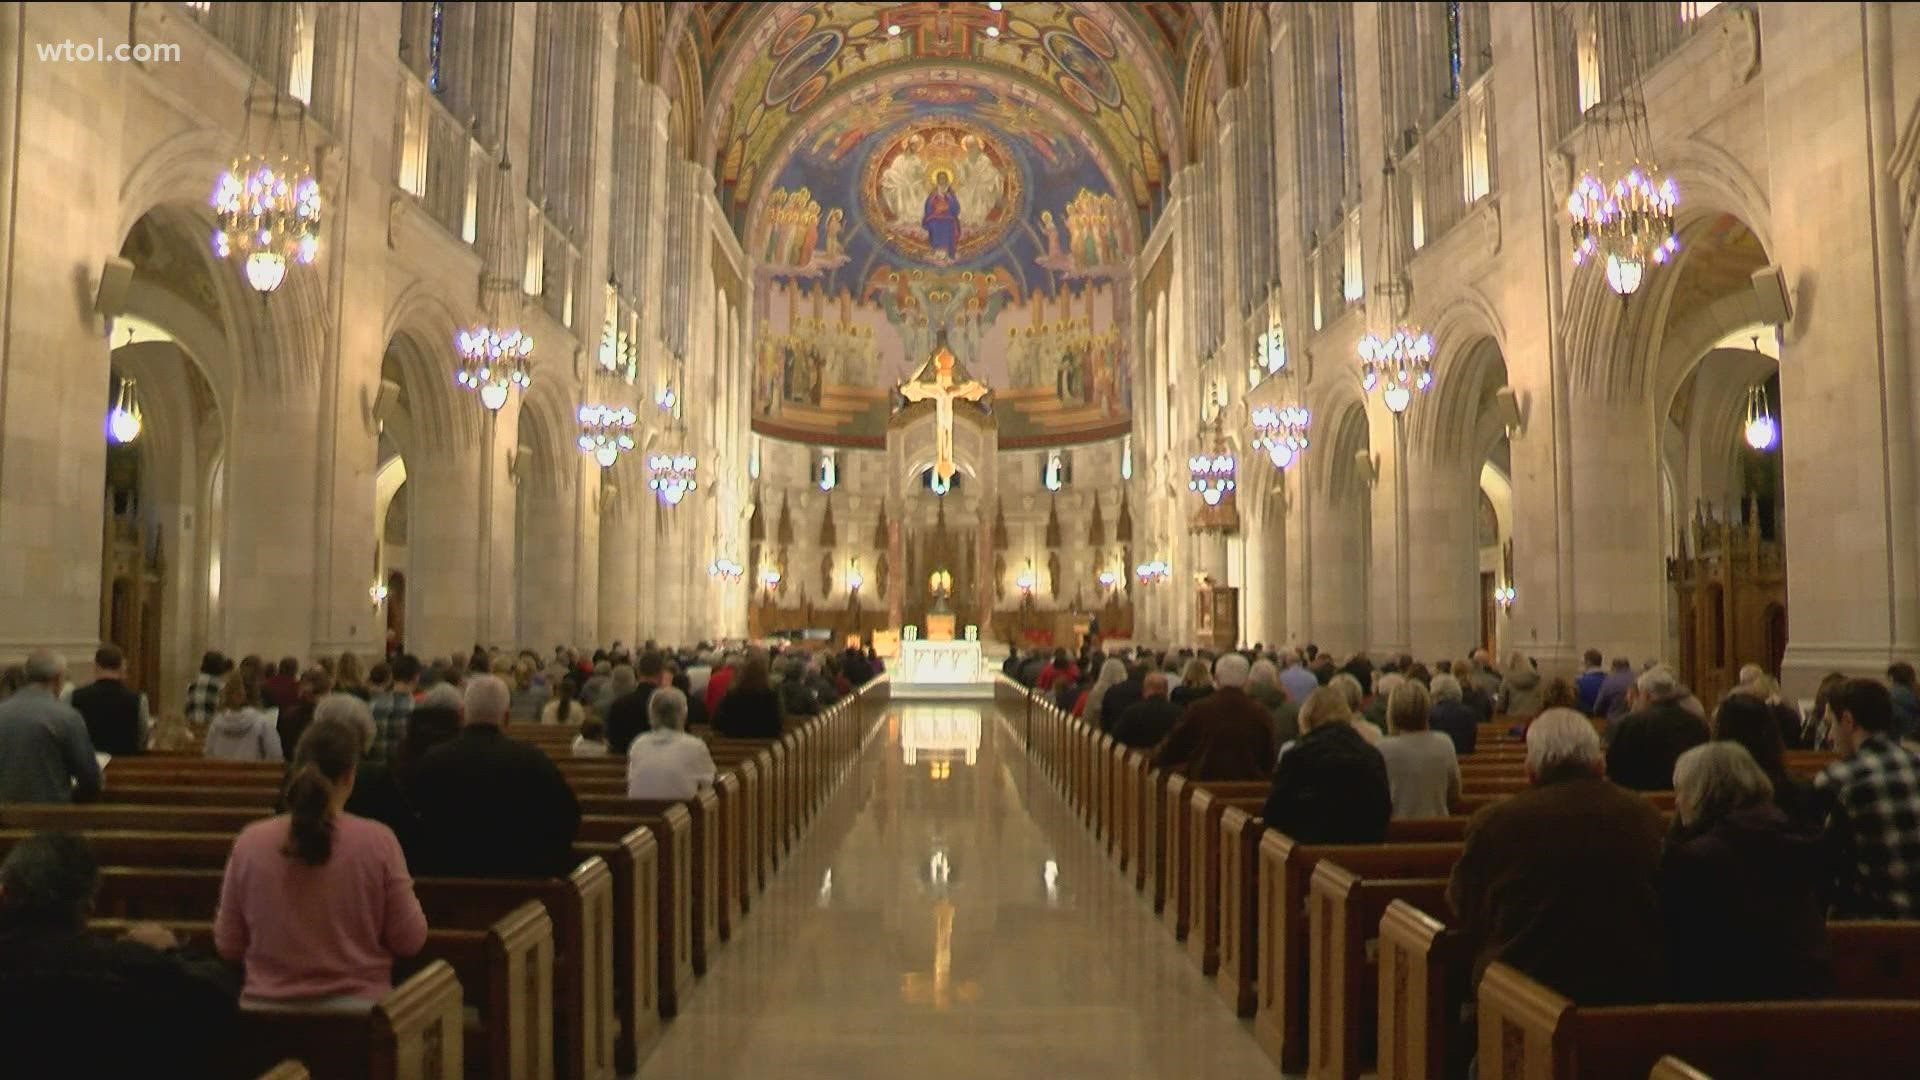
633,701,1276,1079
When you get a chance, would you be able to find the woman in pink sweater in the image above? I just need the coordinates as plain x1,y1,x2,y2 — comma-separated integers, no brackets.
214,715,428,1006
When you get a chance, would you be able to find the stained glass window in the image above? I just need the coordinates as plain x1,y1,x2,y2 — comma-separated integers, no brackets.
1447,1,1464,97
427,0,445,94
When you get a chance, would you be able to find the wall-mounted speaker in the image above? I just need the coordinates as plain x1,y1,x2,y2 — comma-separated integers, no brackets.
95,256,135,318
1751,264,1792,326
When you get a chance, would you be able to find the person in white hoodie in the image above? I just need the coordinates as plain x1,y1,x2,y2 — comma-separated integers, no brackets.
626,688,715,800
203,672,283,761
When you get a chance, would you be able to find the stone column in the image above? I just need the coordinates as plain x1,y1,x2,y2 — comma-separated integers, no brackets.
516,456,577,654
598,480,640,646
1404,450,1482,659
218,380,323,662
1764,3,1920,690
308,1,401,661
403,445,485,661
0,3,125,661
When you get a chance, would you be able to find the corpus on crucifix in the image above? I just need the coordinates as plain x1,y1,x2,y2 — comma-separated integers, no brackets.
899,342,987,484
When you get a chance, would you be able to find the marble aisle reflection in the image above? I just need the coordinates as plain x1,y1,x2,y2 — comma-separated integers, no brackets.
633,702,1275,1080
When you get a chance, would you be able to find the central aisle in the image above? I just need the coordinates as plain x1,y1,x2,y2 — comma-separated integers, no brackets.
634,700,1275,1079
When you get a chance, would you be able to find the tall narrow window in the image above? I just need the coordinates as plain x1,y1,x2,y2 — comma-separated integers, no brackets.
1463,91,1492,203
427,0,445,93
1577,11,1602,113
1680,2,1721,21
286,4,315,104
1446,0,1464,97
1343,214,1364,303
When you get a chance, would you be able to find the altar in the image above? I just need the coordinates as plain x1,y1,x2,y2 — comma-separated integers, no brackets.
894,638,992,700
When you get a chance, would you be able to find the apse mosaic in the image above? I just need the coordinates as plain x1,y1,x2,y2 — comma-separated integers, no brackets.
749,83,1135,449
710,3,1173,225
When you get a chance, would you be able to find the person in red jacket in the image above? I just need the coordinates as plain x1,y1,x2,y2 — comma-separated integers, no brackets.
704,653,740,714
1036,649,1078,693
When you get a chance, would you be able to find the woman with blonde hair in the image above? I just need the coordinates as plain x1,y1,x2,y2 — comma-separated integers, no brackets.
1263,686,1391,843
1081,658,1128,726
334,651,370,702
1377,680,1462,818
1171,656,1214,708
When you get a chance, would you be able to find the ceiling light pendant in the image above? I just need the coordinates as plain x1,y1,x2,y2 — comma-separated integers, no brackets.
1188,389,1236,508
106,375,143,445
1252,403,1311,470
649,452,698,507
577,403,637,467
210,9,321,295
1566,9,1679,297
456,51,531,410
1358,157,1435,414
1744,384,1778,451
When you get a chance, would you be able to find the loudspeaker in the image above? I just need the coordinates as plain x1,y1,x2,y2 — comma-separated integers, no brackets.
1492,386,1523,432
1751,264,1792,326
95,256,135,317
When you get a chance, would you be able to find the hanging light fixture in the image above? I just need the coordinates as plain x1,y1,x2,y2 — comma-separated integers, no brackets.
1251,403,1311,470
1566,8,1679,298
1134,559,1170,586
708,556,744,581
1015,561,1037,595
648,452,698,506
1495,582,1516,610
576,404,637,468
1358,157,1435,414
210,7,322,294
1743,383,1778,451
106,375,143,445
455,42,532,410
1187,389,1237,506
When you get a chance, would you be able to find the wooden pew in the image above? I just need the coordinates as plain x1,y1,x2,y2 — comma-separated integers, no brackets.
1375,900,1473,1080
95,902,555,1080
1252,836,1463,1072
229,960,466,1080
1477,961,1920,1080
1184,784,1267,972
5,833,617,1080
1305,863,1450,1080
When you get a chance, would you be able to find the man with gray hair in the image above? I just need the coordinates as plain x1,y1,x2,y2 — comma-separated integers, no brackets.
1448,708,1667,1006
0,651,101,804
408,675,580,878
626,688,717,800
1149,652,1275,781
1605,664,1711,791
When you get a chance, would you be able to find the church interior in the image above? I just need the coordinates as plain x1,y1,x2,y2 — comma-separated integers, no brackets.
3,2,1920,1078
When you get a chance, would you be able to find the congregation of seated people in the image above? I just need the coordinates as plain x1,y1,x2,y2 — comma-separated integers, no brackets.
1009,637,1920,1010
0,634,875,1076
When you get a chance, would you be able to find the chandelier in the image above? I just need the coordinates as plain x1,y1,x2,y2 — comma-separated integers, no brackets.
456,52,532,410
1188,389,1236,507
1015,562,1037,594
1134,559,1170,586
708,556,744,581
1359,157,1435,413
576,404,637,468
648,452,698,506
1744,383,1778,451
106,375,143,445
209,8,321,294
1495,582,1516,610
1566,10,1679,297
1251,403,1310,470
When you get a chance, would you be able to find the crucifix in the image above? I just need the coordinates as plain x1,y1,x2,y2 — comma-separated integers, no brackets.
899,344,987,484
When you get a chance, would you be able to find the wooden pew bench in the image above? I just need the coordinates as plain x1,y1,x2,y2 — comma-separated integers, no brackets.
93,903,553,1080
0,833,617,1080
1253,837,1463,1073
1478,959,1920,1080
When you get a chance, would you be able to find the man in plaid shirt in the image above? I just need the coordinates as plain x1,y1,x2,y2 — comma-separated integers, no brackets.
1815,677,1920,918
368,653,421,762
183,651,228,729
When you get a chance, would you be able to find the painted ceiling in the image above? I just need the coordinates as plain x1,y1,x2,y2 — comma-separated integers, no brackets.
697,3,1194,235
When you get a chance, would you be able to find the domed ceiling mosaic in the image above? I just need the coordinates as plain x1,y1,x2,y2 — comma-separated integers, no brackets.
694,2,1201,450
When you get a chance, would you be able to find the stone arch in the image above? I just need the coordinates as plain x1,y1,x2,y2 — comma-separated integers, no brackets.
1563,145,1773,404
380,284,477,454
517,376,581,492
1412,290,1509,463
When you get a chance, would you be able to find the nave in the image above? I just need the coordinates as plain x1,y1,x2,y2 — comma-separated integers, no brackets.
636,700,1271,1080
